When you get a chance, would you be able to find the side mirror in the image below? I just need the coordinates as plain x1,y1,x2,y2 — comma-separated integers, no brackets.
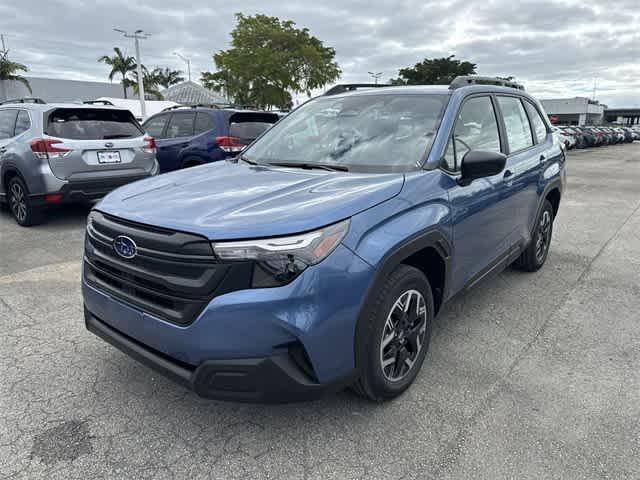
458,150,507,186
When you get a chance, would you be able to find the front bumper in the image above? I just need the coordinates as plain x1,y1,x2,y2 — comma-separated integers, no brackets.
86,309,356,402
82,242,375,401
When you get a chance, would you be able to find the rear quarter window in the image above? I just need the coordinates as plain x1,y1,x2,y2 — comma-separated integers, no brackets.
45,108,143,140
14,110,31,136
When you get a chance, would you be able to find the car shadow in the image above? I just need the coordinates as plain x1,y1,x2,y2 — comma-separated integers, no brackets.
0,202,93,229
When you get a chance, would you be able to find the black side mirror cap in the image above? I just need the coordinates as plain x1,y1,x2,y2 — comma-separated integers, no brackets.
458,150,507,186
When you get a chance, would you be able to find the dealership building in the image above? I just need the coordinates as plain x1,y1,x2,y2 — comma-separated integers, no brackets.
540,97,606,126
604,108,640,126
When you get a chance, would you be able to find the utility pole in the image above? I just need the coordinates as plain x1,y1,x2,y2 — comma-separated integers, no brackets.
1,34,6,53
368,71,383,85
114,28,150,120
173,52,191,82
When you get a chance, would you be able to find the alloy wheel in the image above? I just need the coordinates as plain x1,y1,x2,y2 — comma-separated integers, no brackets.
9,182,27,223
379,289,427,382
535,210,552,263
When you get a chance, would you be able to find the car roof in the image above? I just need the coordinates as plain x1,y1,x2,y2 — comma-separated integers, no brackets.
0,102,130,112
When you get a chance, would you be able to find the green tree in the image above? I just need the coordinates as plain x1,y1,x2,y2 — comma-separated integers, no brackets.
389,55,476,85
98,47,136,98
205,13,341,109
0,51,31,100
127,68,163,100
152,67,184,89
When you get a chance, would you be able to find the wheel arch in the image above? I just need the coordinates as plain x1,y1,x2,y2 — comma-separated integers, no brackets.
2,165,26,194
545,186,561,219
352,227,451,372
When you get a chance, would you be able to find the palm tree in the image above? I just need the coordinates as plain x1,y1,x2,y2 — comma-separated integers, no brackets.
98,47,136,98
0,51,31,101
152,67,184,89
127,69,163,100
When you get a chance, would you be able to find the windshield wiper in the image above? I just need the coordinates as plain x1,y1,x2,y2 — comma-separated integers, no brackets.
267,161,349,172
238,154,258,165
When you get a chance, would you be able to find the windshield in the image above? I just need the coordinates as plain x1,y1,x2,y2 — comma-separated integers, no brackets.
243,93,449,173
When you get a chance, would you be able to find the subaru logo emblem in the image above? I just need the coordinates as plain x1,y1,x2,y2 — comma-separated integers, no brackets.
113,235,137,259
104,142,114,148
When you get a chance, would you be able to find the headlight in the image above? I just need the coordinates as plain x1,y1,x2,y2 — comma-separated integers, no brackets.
212,219,350,287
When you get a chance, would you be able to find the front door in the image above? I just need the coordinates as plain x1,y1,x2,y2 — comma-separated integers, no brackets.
441,95,511,294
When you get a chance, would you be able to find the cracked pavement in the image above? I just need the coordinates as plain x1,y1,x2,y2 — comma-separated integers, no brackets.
1,145,639,479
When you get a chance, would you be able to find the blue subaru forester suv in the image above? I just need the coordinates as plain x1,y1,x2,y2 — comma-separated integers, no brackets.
141,106,280,172
82,77,565,402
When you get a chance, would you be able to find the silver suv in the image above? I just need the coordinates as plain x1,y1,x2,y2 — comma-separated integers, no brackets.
0,100,159,226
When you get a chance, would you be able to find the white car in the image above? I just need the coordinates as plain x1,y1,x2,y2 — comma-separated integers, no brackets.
552,126,576,149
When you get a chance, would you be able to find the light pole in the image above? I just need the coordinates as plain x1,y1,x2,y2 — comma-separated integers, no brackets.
173,52,191,82
368,71,383,85
115,28,150,120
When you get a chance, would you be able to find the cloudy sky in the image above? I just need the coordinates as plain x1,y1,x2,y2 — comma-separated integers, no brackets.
2,0,639,107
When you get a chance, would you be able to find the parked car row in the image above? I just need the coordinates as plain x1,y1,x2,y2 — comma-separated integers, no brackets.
553,125,639,150
0,99,279,225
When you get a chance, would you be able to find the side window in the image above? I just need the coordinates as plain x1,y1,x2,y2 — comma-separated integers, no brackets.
0,110,18,139
143,114,169,138
523,101,548,144
14,110,31,136
497,97,534,152
194,112,215,135
166,113,195,138
443,96,501,172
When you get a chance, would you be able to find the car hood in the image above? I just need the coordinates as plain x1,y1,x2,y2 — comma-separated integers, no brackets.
96,161,404,240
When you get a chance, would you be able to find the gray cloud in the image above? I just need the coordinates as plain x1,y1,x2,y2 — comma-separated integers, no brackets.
1,0,638,106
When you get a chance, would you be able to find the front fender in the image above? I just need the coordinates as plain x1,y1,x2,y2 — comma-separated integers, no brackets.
343,170,452,269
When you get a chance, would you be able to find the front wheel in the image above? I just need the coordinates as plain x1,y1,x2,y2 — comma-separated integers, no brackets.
352,265,434,401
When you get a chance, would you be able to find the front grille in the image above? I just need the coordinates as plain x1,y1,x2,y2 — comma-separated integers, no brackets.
84,211,252,325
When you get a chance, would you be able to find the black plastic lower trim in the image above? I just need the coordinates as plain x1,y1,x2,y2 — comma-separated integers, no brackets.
31,174,153,205
85,308,356,403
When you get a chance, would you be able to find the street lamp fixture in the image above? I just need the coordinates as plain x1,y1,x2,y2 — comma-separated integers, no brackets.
114,28,150,119
368,71,383,85
173,52,192,82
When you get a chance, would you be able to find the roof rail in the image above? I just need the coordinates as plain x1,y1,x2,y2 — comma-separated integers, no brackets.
449,76,525,91
161,103,223,112
0,97,47,105
324,83,391,96
219,103,265,110
83,100,115,106
161,105,192,112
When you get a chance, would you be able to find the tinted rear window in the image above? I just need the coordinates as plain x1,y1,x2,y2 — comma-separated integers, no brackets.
45,108,143,140
227,112,278,143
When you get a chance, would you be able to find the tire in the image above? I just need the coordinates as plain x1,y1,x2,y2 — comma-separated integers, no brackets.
515,199,554,272
352,265,434,401
7,176,44,227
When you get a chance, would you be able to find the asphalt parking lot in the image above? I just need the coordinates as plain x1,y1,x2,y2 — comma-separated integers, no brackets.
1,144,639,480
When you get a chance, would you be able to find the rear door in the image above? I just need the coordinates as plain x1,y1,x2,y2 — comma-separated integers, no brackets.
496,96,549,249
142,113,171,171
157,112,195,172
43,107,152,181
